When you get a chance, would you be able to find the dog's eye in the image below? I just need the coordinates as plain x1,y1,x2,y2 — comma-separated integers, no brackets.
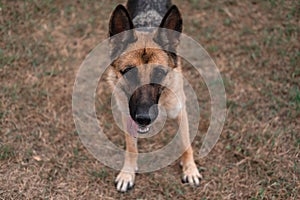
151,67,167,83
120,66,139,84
157,69,165,76
120,66,135,75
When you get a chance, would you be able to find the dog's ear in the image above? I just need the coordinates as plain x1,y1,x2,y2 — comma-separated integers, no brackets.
109,5,136,59
159,5,182,33
109,5,134,36
154,5,182,49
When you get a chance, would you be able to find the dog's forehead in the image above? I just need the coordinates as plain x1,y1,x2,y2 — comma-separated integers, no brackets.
118,47,169,68
111,31,176,71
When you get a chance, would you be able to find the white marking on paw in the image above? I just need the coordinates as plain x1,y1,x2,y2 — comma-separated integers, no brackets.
115,171,135,192
182,163,202,186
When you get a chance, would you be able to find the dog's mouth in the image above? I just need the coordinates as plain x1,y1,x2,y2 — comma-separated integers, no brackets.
127,116,151,137
137,125,150,134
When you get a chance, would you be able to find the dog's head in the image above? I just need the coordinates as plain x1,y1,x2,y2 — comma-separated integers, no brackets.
108,5,182,134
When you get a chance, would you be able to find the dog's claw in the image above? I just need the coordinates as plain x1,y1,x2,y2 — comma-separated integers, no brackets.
181,163,202,187
115,171,135,192
181,175,188,183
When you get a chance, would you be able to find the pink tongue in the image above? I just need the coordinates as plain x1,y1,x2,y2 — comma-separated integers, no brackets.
127,116,138,138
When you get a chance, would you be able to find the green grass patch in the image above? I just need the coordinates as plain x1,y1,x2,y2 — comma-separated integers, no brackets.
0,144,16,160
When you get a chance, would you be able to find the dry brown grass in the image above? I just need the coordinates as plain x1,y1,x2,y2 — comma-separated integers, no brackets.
0,0,299,199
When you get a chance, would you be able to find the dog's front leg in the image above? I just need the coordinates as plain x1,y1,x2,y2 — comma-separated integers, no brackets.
177,107,202,186
115,114,138,192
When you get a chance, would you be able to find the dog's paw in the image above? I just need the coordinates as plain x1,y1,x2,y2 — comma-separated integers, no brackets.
181,163,202,186
115,171,135,192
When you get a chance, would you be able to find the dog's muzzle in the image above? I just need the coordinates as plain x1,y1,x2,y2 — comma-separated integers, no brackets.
129,84,160,134
134,104,158,133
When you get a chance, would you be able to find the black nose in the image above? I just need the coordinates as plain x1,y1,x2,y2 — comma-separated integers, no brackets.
135,113,151,126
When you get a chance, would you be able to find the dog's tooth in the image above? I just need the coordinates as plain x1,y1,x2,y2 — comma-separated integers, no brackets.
137,126,150,133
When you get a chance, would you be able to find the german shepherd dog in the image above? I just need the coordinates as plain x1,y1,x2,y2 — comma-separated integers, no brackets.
107,0,202,192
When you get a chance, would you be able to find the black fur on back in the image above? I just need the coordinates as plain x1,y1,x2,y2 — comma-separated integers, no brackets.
126,0,172,27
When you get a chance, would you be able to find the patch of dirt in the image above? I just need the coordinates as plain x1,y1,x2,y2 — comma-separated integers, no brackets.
0,0,299,199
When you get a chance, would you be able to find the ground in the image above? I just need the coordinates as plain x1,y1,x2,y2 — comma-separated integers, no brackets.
0,0,299,199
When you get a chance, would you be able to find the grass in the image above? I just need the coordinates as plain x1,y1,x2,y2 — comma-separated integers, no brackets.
0,145,15,160
0,0,299,199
